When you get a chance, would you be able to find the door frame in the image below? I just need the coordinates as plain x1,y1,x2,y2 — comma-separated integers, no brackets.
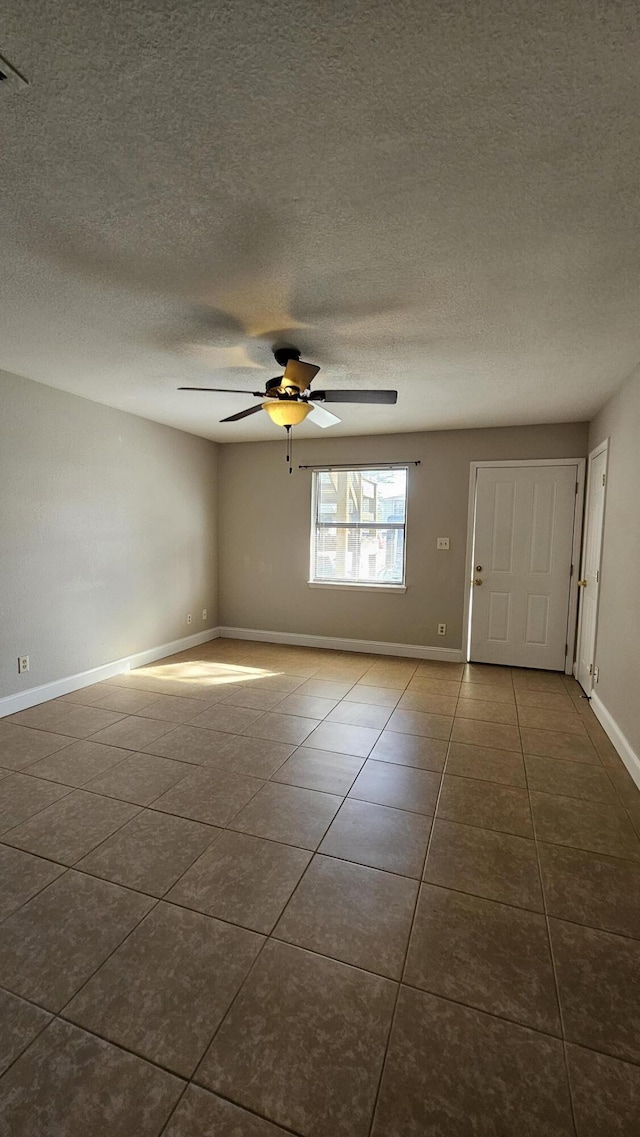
574,439,609,693
462,458,586,673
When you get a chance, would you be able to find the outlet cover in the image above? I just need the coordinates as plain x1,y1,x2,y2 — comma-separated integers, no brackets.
202,608,208,621
436,537,450,550
187,613,192,625
437,623,446,636
18,655,30,674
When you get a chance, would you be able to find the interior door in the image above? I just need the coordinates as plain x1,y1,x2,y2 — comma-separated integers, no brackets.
575,446,607,694
470,464,578,670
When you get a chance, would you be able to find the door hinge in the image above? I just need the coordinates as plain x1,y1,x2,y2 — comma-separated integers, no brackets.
589,663,593,675
569,563,573,577
565,642,568,656
602,473,606,486
575,482,579,494
596,568,600,583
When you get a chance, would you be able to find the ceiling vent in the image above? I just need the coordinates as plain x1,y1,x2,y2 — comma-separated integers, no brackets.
0,52,28,94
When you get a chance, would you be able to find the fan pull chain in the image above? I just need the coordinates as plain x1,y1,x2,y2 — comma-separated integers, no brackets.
285,425,292,474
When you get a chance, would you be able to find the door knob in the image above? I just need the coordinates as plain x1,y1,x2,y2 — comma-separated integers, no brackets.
474,578,483,586
577,579,588,587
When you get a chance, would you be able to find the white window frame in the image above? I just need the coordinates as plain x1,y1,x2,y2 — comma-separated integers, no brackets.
308,466,408,592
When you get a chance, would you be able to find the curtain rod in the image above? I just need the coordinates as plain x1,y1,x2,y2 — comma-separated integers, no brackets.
298,461,421,470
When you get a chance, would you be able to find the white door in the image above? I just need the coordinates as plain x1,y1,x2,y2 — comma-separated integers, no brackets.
470,464,578,669
575,445,608,694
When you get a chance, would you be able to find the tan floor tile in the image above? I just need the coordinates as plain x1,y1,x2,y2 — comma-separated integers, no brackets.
414,661,465,681
7,703,125,738
24,740,133,787
0,988,52,1076
153,767,262,826
348,760,440,816
451,717,521,752
405,676,461,698
319,798,432,878
271,747,364,794
163,1085,292,1137
550,918,640,1064
371,988,574,1137
274,855,418,978
0,722,74,770
538,842,640,939
218,685,286,711
446,741,526,787
210,734,295,778
455,696,518,724
463,663,513,686
303,719,381,757
0,871,152,1010
521,726,600,764
65,902,263,1077
229,782,341,850
168,830,311,932
56,682,117,706
456,680,515,703
91,688,163,714
424,820,543,910
518,706,586,735
89,715,174,750
512,670,567,692
405,884,560,1034
84,751,193,805
197,939,396,1137
298,679,360,700
358,665,416,690
530,791,640,861
0,1019,183,1136
275,693,339,719
368,730,447,772
326,700,392,729
386,707,453,740
525,753,618,804
515,689,576,711
437,774,533,837
397,690,458,716
566,1044,640,1137
0,773,72,835
2,790,140,865
0,845,66,922
135,694,212,723
242,712,320,746
188,703,266,734
141,724,235,765
247,673,307,694
78,809,219,897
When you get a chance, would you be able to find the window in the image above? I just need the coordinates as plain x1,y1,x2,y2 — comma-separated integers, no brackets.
310,467,408,587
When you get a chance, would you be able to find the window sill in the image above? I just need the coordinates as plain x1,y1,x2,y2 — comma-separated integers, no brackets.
308,581,407,594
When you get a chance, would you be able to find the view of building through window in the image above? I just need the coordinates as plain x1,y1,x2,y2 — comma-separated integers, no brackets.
311,468,408,585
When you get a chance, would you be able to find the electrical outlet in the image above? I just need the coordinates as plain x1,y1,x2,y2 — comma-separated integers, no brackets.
18,655,29,674
437,623,446,636
187,613,192,625
202,608,207,621
436,537,450,550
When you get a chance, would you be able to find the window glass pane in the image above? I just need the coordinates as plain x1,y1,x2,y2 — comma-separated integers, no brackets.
316,469,407,525
313,527,405,584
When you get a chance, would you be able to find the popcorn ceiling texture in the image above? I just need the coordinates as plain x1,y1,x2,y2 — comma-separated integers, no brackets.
0,0,639,440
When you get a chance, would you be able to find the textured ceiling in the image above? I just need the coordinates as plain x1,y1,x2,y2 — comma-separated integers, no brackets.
1,0,639,441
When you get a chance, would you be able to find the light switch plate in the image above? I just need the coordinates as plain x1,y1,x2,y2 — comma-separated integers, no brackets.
436,537,450,550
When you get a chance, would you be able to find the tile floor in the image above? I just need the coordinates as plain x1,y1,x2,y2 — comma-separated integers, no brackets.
1,640,639,1135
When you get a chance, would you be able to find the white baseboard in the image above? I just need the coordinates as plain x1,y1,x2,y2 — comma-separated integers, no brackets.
590,692,640,791
218,625,463,662
0,628,221,718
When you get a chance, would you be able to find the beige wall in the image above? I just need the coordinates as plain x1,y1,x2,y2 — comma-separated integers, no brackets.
589,368,640,757
1,371,219,699
219,422,588,649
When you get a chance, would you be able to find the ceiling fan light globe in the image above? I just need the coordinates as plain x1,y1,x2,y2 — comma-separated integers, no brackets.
262,401,311,427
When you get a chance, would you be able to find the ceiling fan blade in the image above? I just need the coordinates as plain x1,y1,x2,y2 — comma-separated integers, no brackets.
310,390,398,405
284,359,320,388
178,387,264,395
220,405,265,423
307,405,341,429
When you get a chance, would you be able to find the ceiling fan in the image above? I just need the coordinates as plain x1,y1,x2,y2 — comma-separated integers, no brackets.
179,346,397,430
